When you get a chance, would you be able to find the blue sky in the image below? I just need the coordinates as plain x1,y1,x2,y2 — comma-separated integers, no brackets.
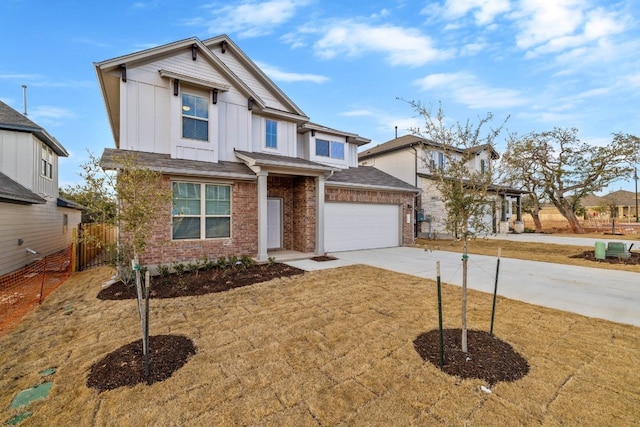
1,0,639,194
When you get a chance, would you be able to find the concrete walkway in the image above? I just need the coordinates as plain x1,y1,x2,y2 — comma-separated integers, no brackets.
287,245,640,327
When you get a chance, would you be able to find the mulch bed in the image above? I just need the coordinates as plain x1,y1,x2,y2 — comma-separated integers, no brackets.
569,250,640,265
87,334,196,392
310,255,338,262
97,263,305,300
414,329,530,386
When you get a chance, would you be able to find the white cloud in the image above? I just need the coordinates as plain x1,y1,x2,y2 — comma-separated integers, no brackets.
340,109,376,117
201,0,311,38
255,61,328,83
414,72,526,109
313,22,450,67
445,0,511,25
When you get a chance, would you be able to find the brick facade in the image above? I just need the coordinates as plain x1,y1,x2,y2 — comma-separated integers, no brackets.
136,176,414,266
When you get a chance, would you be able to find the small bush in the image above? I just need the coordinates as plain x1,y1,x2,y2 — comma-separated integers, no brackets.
187,260,201,275
217,256,229,269
157,264,171,277
172,262,186,276
240,254,255,268
267,257,276,267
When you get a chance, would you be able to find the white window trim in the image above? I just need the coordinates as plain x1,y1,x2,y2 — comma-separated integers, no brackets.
41,144,53,180
171,182,232,240
315,138,345,160
181,91,210,142
265,119,278,150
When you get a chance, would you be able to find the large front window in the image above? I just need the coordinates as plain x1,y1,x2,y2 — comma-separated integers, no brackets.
172,182,231,240
316,139,344,159
266,119,277,148
182,93,209,141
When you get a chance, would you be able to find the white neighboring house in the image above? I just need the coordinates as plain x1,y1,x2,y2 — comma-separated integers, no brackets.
359,135,526,238
94,35,418,266
0,100,82,276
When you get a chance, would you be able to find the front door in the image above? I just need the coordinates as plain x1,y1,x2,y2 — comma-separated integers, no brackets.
267,198,282,249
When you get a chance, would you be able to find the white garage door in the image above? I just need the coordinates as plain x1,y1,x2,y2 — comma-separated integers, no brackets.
325,203,401,252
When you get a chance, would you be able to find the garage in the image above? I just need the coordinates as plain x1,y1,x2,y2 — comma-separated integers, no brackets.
325,202,401,252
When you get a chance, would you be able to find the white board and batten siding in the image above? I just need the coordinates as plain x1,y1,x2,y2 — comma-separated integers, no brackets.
324,202,401,252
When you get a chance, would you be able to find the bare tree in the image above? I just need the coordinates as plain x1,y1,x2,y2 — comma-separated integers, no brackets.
503,128,638,233
408,101,507,353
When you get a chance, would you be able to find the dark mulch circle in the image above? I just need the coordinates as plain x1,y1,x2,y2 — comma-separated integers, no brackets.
310,255,338,262
569,250,640,265
97,263,305,300
87,334,196,392
413,329,529,386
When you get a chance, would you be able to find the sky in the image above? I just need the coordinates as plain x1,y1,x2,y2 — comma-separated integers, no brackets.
1,0,639,194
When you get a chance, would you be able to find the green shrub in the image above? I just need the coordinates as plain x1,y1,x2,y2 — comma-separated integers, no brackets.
157,264,171,277
172,262,186,275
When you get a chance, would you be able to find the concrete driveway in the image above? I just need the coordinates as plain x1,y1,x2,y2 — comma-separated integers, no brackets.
287,245,640,327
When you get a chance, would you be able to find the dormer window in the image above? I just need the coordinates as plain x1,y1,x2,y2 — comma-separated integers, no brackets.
182,93,209,141
41,144,53,179
266,119,277,148
316,139,344,159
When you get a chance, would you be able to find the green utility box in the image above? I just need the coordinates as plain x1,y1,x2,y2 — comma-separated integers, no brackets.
606,242,630,259
594,241,606,260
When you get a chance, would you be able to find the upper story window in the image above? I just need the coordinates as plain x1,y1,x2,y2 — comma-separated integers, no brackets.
265,119,277,148
316,139,344,159
182,93,209,141
172,182,231,240
41,144,53,179
429,151,435,168
481,159,487,174
438,152,444,169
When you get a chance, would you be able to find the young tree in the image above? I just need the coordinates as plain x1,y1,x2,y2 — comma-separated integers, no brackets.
502,128,638,233
71,151,172,377
408,101,507,353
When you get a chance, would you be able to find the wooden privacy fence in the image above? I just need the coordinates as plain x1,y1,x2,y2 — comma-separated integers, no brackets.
74,223,117,271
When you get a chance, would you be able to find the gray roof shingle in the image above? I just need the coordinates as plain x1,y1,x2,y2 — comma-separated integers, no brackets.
0,100,68,156
328,166,419,192
0,171,46,204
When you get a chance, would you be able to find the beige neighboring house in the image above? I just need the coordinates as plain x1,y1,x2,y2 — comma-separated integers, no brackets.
359,135,526,238
0,100,82,276
95,35,418,267
581,190,638,221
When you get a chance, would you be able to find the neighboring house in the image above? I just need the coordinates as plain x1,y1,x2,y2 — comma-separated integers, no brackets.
358,135,526,238
581,190,638,221
95,35,417,266
0,101,82,276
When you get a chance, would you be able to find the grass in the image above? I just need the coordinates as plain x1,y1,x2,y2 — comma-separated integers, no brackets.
1,259,639,426
415,234,640,273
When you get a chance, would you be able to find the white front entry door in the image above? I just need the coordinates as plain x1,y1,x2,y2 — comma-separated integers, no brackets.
267,198,282,249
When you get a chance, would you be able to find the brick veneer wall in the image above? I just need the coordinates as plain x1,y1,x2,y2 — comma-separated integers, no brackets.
139,177,258,266
325,187,415,246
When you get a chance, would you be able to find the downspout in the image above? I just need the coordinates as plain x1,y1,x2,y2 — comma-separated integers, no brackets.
410,144,419,238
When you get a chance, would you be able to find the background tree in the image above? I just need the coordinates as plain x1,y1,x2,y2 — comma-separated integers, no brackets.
408,100,507,353
70,151,172,377
498,137,547,232
502,128,638,233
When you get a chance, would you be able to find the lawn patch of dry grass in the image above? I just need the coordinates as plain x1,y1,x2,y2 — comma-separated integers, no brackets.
1,265,639,426
415,237,640,273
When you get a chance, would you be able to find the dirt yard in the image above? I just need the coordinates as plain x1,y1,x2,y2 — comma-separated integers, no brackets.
1,263,639,425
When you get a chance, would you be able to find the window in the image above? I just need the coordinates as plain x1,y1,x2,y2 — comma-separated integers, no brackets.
438,152,444,169
182,93,209,141
63,214,68,234
41,144,53,179
265,119,277,148
481,159,487,174
172,182,231,240
315,139,344,159
429,151,435,168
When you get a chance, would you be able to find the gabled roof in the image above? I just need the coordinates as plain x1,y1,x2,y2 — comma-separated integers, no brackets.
298,122,370,146
234,150,336,174
0,101,68,156
581,190,637,207
0,171,46,204
95,35,310,147
359,135,499,161
328,166,419,193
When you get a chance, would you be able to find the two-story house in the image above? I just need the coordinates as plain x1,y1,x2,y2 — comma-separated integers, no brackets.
95,35,417,266
359,135,526,238
0,101,82,275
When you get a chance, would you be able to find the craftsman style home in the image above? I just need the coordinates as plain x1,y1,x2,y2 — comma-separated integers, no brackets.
0,101,82,275
359,135,526,238
95,35,417,266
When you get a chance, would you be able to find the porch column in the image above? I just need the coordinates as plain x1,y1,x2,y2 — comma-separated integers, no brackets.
257,171,268,262
516,195,522,221
315,176,326,255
